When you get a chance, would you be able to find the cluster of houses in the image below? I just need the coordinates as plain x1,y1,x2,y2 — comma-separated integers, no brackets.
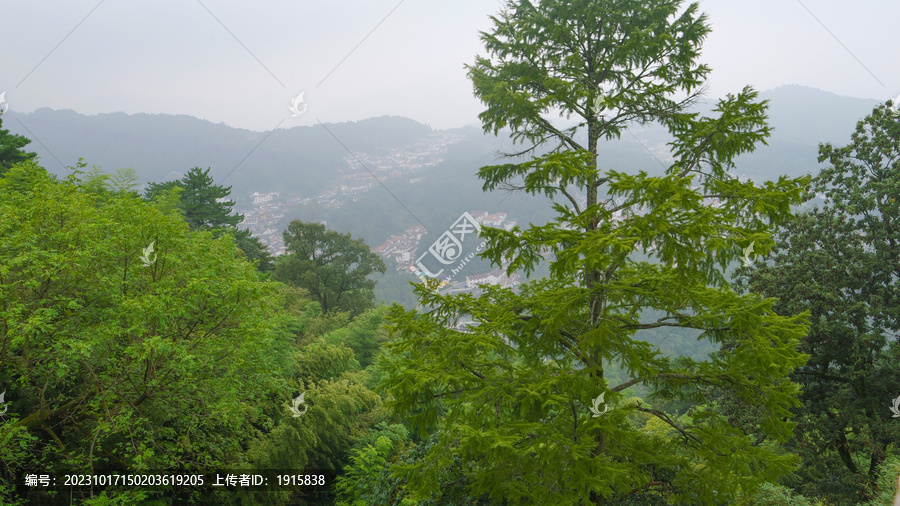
233,132,465,255
460,267,519,291
373,225,428,265
343,132,464,176
239,192,290,256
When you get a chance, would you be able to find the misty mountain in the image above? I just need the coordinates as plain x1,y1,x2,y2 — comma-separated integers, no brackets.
759,85,880,145
588,85,881,181
729,85,881,181
2,109,432,198
3,85,882,235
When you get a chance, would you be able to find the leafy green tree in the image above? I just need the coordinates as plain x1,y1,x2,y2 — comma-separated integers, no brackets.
63,160,142,204
335,435,402,506
322,307,389,369
108,166,140,194
0,164,388,504
816,101,900,331
0,161,294,504
345,431,493,506
144,179,181,202
148,183,185,218
275,221,386,316
0,114,37,175
380,0,810,503
740,103,900,503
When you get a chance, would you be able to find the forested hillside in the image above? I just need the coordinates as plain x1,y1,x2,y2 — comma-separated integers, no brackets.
0,87,878,211
0,111,432,199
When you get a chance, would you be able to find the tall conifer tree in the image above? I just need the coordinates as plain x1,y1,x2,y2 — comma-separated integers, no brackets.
144,168,274,272
177,167,242,230
380,0,811,503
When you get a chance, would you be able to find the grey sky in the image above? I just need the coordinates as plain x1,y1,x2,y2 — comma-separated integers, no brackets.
1,0,898,131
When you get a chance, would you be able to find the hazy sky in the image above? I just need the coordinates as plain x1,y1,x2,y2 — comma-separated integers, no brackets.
1,0,898,131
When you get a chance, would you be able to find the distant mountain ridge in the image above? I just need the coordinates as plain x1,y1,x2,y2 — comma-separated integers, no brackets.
758,85,881,145
2,85,882,200
3,110,433,198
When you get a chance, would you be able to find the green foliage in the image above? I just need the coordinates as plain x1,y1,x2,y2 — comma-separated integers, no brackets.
275,221,386,316
81,490,151,505
350,422,410,451
295,340,361,381
0,161,296,503
333,429,492,506
243,287,389,504
815,101,900,331
300,305,343,339
366,432,494,506
149,183,186,218
143,168,242,230
62,161,143,204
738,482,826,506
0,162,395,504
144,179,181,203
466,0,712,145
0,424,35,505
174,167,242,230
144,168,273,272
381,0,811,503
335,435,398,506
0,113,37,175
323,307,389,369
247,375,381,471
740,103,900,504
79,163,115,196
108,166,140,194
862,455,900,506
233,228,275,273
